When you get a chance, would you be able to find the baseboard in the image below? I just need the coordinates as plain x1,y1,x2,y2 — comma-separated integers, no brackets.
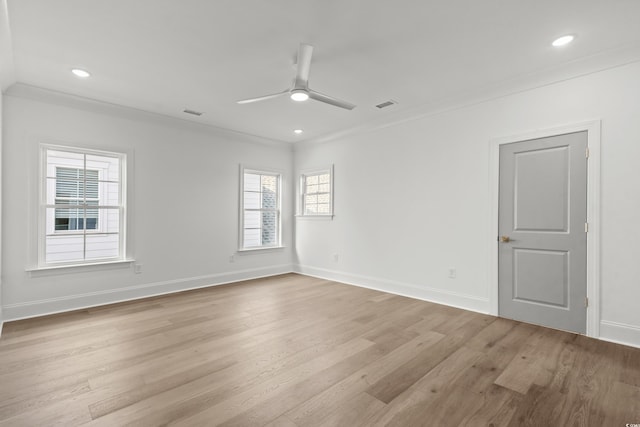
599,320,640,349
2,264,294,322
294,264,490,314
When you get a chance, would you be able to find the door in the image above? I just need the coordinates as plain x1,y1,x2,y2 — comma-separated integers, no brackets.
498,131,588,334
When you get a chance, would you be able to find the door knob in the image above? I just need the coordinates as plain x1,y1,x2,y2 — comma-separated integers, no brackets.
500,235,511,243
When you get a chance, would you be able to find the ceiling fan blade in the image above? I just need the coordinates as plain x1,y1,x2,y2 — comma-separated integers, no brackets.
237,89,289,104
294,44,314,88
308,89,356,110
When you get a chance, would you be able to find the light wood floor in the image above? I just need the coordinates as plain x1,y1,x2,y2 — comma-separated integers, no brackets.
0,274,639,426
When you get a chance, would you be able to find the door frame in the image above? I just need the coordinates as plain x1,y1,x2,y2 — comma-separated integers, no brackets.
488,120,601,338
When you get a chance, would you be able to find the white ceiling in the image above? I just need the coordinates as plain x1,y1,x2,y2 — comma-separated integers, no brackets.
4,0,640,143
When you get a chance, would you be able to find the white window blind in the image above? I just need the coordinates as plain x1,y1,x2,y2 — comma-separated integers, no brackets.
241,169,281,249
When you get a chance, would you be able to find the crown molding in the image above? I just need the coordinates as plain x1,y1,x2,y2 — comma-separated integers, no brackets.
5,83,293,151
297,41,640,147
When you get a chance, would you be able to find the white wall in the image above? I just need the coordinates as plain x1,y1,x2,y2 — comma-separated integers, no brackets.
294,60,640,348
1,87,294,320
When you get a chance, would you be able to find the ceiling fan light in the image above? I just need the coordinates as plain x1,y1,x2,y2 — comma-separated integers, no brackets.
71,68,91,78
552,35,575,47
290,90,309,102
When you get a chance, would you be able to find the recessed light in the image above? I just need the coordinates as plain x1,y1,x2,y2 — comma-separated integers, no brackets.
552,35,575,47
71,68,91,78
294,129,304,134
290,90,309,102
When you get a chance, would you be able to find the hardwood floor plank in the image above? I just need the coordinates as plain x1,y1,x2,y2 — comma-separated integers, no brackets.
494,327,566,395
458,384,521,427
285,331,445,426
366,346,486,426
315,392,386,427
263,414,299,427
366,313,495,403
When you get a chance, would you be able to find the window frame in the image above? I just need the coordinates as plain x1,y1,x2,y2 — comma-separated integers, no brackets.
38,144,127,268
238,166,283,251
298,165,334,218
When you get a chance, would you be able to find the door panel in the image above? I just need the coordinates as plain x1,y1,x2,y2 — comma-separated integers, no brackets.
513,249,568,308
498,131,587,334
514,146,569,232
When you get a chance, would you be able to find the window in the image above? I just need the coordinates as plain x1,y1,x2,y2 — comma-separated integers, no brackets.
240,168,281,250
300,167,333,216
41,146,125,266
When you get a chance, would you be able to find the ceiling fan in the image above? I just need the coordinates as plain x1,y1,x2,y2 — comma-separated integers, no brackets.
237,43,356,110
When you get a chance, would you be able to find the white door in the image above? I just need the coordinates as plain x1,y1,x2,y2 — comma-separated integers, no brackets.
498,131,588,334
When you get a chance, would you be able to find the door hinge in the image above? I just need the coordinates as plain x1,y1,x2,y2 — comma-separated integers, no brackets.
585,222,589,233
586,147,590,158
585,297,589,307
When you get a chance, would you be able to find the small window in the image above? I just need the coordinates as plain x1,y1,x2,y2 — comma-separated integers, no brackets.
300,167,333,216
240,168,281,250
41,145,126,266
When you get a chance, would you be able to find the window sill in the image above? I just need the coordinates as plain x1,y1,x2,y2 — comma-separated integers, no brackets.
237,246,286,253
27,259,135,274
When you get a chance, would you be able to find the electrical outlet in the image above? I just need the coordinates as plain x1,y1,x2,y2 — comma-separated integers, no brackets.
448,268,456,279
134,264,143,274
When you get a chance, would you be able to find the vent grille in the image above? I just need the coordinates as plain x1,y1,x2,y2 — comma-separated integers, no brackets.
183,109,204,116
375,100,398,109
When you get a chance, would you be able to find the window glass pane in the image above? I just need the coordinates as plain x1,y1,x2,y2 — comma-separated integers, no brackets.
56,171,82,198
53,207,99,231
244,173,260,192
244,210,260,229
53,198,82,207
306,184,318,194
102,208,120,233
85,170,99,199
261,211,277,245
45,232,85,263
318,173,330,184
305,204,318,215
243,192,260,209
318,193,330,204
85,234,119,260
101,182,120,206
305,195,318,205
261,175,277,193
54,207,84,230
317,183,330,193
317,204,330,214
306,175,318,185
46,150,83,177
87,154,120,181
262,187,277,209
243,229,261,248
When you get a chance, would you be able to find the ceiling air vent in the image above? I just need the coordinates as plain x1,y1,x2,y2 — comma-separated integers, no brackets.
183,109,204,116
375,100,398,109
